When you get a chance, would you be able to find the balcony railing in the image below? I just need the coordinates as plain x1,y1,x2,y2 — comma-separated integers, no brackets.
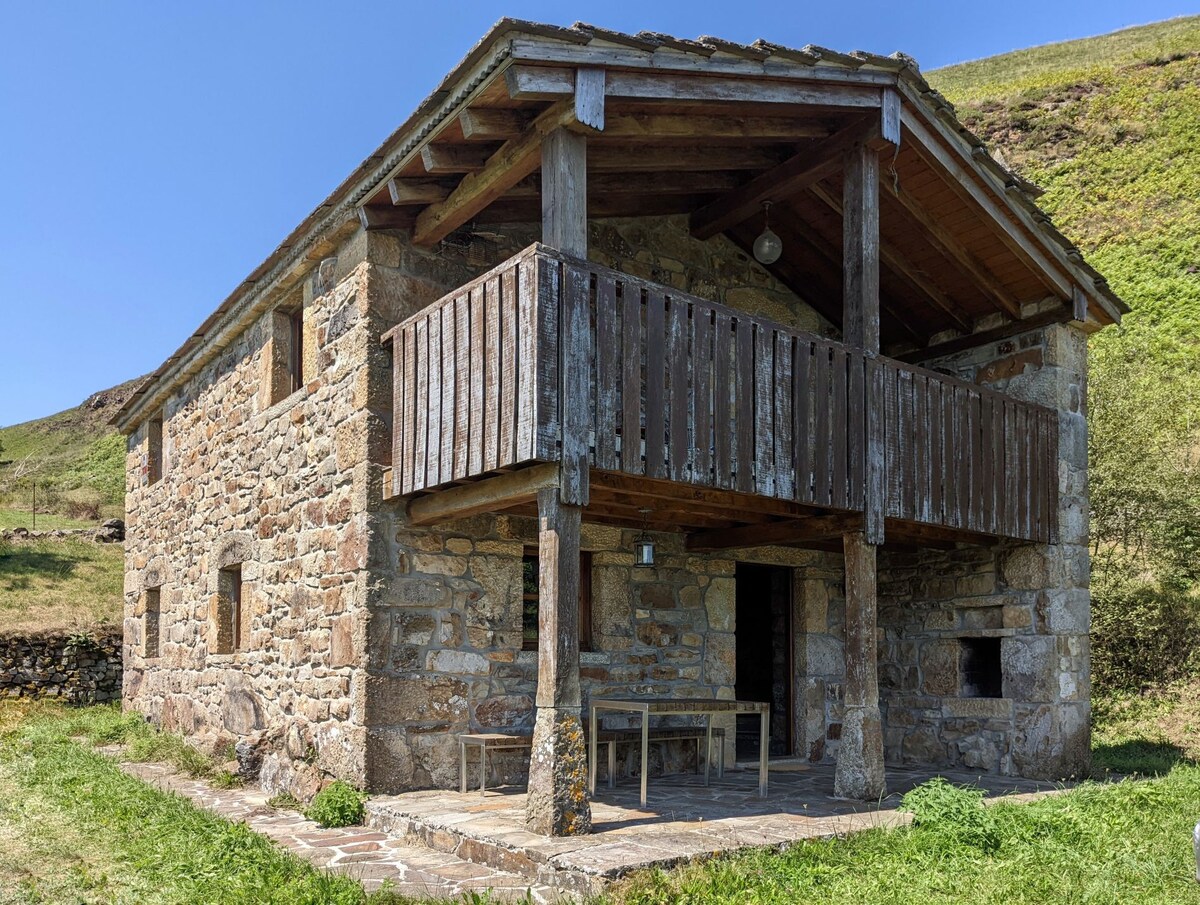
382,244,1058,543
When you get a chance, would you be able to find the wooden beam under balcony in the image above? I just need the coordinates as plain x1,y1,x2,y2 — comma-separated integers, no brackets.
689,116,878,240
406,463,560,526
687,513,863,551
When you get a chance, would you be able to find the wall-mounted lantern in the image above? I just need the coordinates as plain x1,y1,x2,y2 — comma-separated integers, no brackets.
633,508,655,567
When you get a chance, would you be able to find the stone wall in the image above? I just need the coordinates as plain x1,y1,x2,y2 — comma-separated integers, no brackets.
1,628,121,703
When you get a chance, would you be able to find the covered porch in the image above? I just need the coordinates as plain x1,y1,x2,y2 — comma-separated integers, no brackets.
369,25,1106,838
365,761,1065,895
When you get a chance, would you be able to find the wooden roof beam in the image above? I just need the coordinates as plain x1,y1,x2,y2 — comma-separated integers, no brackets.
689,115,878,240
507,64,885,108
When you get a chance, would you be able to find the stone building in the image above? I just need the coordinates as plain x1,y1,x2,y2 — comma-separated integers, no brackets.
115,20,1123,836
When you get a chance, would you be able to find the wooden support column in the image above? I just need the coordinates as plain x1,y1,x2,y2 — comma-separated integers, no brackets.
525,486,592,836
837,138,886,801
542,126,590,507
834,531,886,800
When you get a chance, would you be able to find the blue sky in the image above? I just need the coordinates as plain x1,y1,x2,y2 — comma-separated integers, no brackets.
1,0,1195,426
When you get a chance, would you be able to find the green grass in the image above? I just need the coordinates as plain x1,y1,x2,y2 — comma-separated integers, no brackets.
0,537,124,632
0,702,427,904
0,509,100,531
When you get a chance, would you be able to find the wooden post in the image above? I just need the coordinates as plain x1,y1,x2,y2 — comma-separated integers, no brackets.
838,143,886,800
542,128,587,257
834,530,886,800
525,486,592,835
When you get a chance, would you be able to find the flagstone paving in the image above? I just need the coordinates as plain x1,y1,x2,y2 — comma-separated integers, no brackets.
117,759,566,902
365,760,1068,893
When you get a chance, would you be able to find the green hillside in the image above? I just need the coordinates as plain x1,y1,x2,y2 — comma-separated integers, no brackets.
932,16,1200,689
0,378,141,527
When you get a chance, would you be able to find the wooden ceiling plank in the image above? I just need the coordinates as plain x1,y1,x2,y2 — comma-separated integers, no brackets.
599,112,836,141
881,180,1021,319
689,115,877,240
413,100,578,247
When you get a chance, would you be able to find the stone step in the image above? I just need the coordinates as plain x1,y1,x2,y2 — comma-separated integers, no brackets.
365,794,604,897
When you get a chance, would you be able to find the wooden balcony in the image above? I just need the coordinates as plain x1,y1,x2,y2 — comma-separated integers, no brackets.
382,244,1058,545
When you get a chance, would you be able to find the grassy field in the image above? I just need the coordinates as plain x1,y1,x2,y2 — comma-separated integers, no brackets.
2,695,1198,905
0,537,124,632
0,702,400,905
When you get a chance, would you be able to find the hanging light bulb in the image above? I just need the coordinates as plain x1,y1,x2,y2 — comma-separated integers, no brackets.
753,200,783,265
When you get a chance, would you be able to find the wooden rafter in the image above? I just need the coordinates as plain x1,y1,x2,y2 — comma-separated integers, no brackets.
413,100,578,247
689,116,877,240
809,182,973,333
406,463,559,526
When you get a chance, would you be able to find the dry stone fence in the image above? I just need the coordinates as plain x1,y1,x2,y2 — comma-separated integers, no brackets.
0,626,122,703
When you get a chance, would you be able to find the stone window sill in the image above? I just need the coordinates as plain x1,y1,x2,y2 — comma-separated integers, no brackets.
516,650,610,666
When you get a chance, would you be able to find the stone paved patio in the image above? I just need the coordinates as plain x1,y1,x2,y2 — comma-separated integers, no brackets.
117,759,564,902
366,761,1068,895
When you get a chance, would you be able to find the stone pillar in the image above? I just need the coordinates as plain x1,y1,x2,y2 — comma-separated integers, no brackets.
835,531,885,799
525,486,591,835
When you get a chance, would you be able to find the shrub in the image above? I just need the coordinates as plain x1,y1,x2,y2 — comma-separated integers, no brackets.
1092,582,1200,691
900,777,1001,853
65,498,101,521
304,780,366,828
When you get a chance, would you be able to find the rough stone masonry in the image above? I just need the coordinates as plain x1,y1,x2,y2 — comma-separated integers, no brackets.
119,210,1090,806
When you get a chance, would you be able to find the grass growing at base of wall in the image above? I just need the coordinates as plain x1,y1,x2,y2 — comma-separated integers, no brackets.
0,702,419,905
0,537,124,632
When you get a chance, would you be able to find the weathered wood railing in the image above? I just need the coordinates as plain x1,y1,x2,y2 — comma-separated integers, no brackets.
383,244,1058,543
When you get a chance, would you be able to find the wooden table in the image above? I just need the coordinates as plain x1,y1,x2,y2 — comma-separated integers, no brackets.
589,698,770,807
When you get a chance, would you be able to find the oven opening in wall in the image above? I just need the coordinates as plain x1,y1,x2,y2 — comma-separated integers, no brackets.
960,637,1003,698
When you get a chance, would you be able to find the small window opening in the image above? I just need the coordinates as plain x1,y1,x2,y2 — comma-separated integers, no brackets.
144,588,161,657
147,416,163,484
960,637,1003,698
288,307,304,394
216,565,244,654
522,550,592,652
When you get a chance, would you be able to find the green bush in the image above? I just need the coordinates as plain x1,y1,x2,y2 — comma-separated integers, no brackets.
304,780,366,828
900,778,1001,853
1092,582,1200,691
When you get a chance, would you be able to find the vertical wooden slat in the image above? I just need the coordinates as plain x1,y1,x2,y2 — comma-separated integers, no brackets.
969,390,984,532
404,324,417,495
733,318,754,494
978,393,992,534
560,261,592,506
898,368,914,520
1004,401,1019,538
453,294,471,477
414,318,429,493
713,311,733,489
398,328,411,495
469,286,486,474
515,261,536,464
831,347,848,509
812,344,831,506
795,343,813,504
594,274,619,471
693,305,713,486
667,296,690,483
753,324,775,496
883,363,900,518
483,275,501,473
440,302,455,486
929,378,942,525
644,290,666,480
426,311,442,488
774,332,794,500
499,264,519,468
847,351,865,511
913,373,929,523
390,334,402,497
535,256,560,463
620,284,643,475
942,381,957,527
957,386,972,530
990,393,1004,536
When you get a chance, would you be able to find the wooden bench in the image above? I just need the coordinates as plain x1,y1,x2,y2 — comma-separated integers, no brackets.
457,727,726,796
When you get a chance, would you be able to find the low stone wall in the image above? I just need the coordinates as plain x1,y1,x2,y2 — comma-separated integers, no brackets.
0,628,122,703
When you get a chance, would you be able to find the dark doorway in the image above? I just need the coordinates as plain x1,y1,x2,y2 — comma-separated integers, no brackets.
734,563,793,760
